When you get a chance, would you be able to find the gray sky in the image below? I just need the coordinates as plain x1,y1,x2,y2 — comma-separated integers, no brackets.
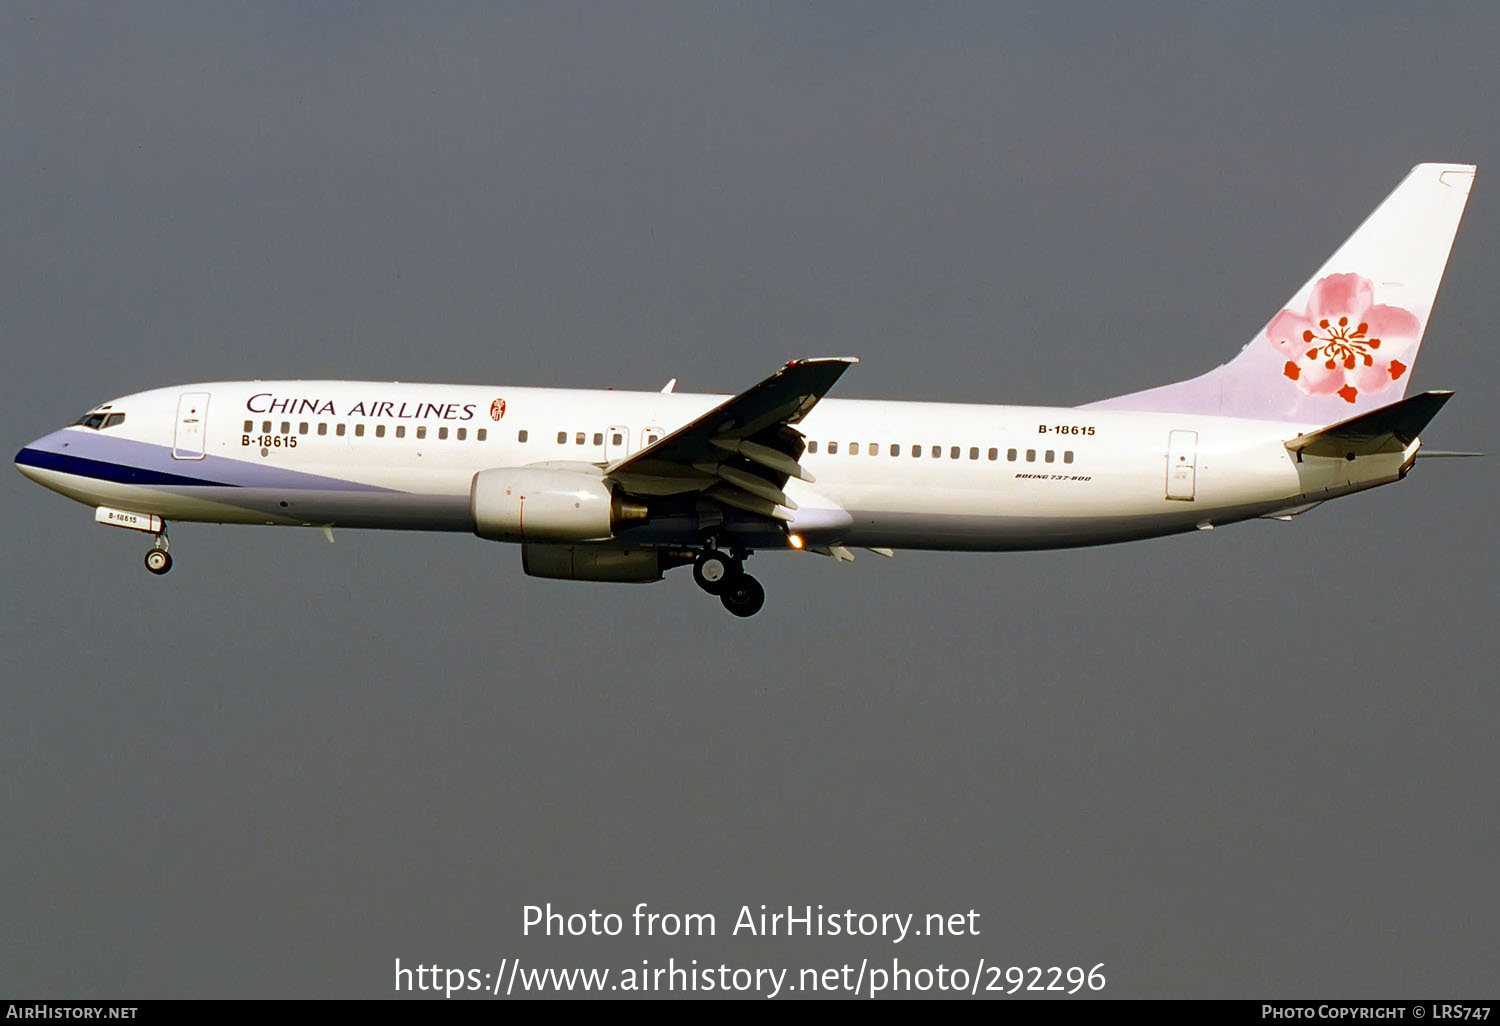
3,1,1496,999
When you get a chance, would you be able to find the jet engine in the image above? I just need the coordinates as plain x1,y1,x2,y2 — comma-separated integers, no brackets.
471,467,647,543
521,543,664,583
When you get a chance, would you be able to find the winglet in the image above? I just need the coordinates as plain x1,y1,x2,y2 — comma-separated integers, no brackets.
1286,390,1454,458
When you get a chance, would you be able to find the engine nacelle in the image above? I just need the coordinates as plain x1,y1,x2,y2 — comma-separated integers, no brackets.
521,543,664,583
471,467,647,543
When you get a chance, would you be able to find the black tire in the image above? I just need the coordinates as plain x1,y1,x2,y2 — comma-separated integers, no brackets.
144,549,173,575
719,573,765,617
693,550,734,594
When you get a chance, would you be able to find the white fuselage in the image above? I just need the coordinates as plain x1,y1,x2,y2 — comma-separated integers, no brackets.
16,380,1414,552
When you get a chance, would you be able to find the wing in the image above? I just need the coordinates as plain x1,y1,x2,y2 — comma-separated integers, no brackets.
606,357,857,520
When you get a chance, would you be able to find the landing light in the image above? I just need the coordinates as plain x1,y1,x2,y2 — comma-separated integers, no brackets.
788,533,804,549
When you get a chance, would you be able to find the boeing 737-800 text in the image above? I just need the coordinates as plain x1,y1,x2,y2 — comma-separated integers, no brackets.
15,163,1476,616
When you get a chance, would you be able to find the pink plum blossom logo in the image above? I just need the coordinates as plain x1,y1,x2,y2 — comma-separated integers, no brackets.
1265,273,1420,404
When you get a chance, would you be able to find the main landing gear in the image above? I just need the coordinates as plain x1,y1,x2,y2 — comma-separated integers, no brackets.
144,531,173,576
692,541,764,618
718,572,765,618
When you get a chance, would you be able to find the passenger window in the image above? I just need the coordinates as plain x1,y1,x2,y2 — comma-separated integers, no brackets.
336,424,346,437
375,424,386,438
828,442,839,454
969,447,979,460
457,428,467,440
477,428,487,441
354,424,365,437
890,444,899,457
1045,450,1055,463
557,432,567,444
280,421,290,434
948,446,957,459
849,442,858,455
646,433,660,445
575,432,585,445
1064,450,1074,464
1026,449,1035,462
262,421,272,433
299,422,309,434
1007,448,1017,461
518,430,529,442
611,432,622,445
243,420,253,432
930,446,940,458
988,448,998,461
416,426,427,439
318,423,328,435
395,425,405,438
592,432,603,446
808,441,818,454
439,427,449,440
912,445,920,458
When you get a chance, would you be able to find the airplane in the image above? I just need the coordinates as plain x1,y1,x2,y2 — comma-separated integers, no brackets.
15,162,1477,617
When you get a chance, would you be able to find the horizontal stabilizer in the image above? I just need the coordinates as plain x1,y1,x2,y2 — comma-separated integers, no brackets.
1286,390,1453,458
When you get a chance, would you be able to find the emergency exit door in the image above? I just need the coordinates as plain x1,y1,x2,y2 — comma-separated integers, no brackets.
604,425,630,461
1165,430,1197,501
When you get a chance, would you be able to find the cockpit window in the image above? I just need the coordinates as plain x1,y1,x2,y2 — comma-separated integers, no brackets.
74,411,126,430
73,411,127,430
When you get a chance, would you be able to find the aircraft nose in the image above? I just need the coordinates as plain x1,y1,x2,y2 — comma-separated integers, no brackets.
15,429,69,484
16,442,44,483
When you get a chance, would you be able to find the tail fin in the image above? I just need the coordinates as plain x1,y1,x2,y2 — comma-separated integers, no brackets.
1085,163,1475,421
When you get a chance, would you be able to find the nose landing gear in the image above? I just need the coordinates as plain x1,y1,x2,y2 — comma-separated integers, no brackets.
144,532,172,575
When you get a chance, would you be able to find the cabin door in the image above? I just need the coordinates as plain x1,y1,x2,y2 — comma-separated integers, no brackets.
1165,429,1197,501
172,392,210,460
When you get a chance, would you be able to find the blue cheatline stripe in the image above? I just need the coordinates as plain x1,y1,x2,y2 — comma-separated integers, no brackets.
14,447,238,488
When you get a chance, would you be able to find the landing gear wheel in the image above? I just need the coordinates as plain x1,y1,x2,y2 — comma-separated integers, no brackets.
693,549,735,594
144,549,173,575
719,573,765,618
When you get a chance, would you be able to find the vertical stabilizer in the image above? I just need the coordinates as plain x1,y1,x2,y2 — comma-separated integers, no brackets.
1085,163,1474,421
